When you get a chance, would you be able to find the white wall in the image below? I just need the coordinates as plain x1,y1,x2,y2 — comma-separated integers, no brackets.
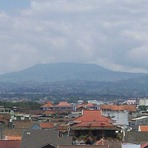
122,143,140,148
139,98,148,106
102,110,129,126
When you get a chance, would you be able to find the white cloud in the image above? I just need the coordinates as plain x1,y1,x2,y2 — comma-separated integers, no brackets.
0,0,148,73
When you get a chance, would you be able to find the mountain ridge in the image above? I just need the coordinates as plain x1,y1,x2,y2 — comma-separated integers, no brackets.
0,63,146,83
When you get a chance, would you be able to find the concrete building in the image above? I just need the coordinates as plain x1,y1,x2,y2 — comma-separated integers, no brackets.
139,98,148,106
100,105,136,126
127,99,137,105
102,109,129,126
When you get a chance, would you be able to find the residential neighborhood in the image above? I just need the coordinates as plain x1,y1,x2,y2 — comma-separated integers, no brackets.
0,98,147,148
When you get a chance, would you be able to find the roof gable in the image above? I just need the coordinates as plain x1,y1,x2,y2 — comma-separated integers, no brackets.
72,110,115,128
74,110,111,122
41,102,53,108
56,102,72,107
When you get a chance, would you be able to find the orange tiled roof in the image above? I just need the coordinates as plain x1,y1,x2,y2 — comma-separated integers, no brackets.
40,122,55,129
73,110,114,128
41,101,53,107
74,110,111,123
56,102,72,107
5,136,22,140
100,105,136,112
139,125,148,132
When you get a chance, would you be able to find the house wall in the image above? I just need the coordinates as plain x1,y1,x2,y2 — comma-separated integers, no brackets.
139,99,148,106
102,110,129,126
122,143,140,148
127,100,136,105
0,107,11,114
11,114,31,121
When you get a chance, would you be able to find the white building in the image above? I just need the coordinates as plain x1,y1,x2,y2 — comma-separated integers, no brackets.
11,113,31,121
139,98,148,106
88,100,104,105
127,99,136,105
122,143,140,148
102,110,129,126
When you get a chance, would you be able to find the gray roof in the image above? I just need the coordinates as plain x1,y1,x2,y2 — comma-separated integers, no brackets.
20,129,72,148
125,131,148,144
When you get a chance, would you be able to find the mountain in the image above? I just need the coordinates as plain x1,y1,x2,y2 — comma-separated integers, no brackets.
0,63,145,83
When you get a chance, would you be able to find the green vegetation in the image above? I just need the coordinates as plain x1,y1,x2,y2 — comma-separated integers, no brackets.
138,105,148,111
0,101,41,110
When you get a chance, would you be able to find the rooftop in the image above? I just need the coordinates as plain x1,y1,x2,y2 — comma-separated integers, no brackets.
72,110,115,129
5,136,21,140
41,101,53,108
139,125,148,132
56,102,72,107
74,110,111,123
100,105,136,112
40,122,55,129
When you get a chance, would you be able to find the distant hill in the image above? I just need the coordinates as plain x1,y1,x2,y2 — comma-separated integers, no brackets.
0,63,145,83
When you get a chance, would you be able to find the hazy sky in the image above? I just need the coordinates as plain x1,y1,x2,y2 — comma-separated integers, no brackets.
0,0,148,73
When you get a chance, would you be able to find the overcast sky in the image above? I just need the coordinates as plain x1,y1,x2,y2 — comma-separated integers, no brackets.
0,0,148,74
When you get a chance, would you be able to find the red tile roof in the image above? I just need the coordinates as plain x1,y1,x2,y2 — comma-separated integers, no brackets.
139,125,148,132
100,105,136,112
0,140,21,148
56,102,72,107
5,136,22,140
73,110,114,129
74,110,111,122
40,122,55,129
41,101,53,107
